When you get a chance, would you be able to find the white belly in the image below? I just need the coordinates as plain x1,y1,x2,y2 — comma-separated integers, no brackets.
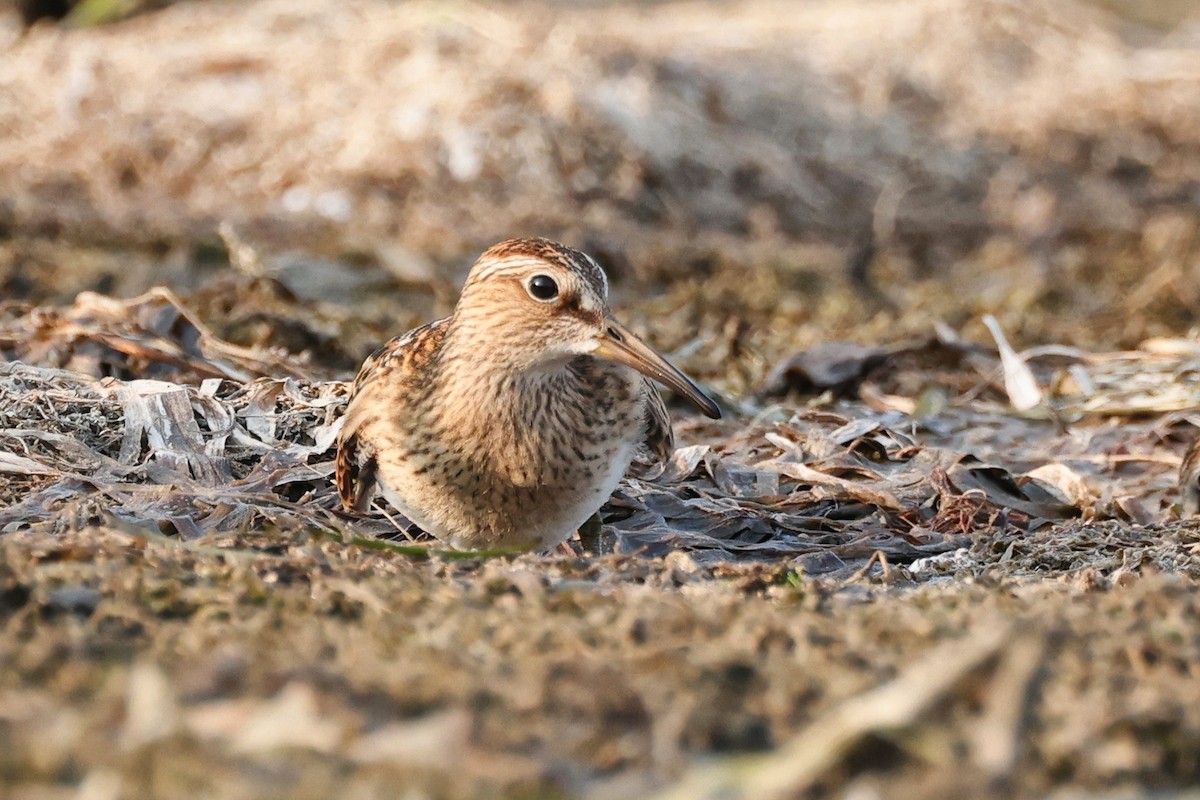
375,436,638,551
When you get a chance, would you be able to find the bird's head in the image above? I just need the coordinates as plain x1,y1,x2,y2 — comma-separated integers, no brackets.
453,238,720,419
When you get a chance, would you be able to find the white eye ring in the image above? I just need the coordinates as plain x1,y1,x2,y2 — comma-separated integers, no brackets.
527,274,560,302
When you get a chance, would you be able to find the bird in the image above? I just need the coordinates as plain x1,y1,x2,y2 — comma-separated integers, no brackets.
335,237,721,551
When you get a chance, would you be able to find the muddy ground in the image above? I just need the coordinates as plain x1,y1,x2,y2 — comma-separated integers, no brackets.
2,0,1200,798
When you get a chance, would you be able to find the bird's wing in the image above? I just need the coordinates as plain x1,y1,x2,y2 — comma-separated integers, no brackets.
631,379,674,479
335,317,450,512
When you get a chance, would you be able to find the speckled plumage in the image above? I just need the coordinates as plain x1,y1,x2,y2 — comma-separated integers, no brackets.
335,238,718,551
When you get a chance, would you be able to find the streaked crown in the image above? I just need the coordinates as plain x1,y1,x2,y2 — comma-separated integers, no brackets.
461,238,608,308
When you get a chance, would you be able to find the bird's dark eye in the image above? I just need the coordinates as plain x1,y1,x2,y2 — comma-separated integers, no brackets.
527,274,559,301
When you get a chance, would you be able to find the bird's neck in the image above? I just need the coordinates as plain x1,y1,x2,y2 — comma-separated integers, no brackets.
429,327,598,466
435,319,577,407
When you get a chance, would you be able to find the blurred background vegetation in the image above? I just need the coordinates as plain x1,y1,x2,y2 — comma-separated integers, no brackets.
1,0,1198,391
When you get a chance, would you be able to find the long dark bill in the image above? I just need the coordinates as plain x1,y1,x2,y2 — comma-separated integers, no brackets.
593,318,721,419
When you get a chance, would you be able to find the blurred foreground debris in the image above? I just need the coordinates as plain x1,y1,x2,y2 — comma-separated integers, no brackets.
652,623,1018,800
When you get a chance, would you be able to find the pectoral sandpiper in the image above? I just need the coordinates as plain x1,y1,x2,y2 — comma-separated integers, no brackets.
335,238,720,551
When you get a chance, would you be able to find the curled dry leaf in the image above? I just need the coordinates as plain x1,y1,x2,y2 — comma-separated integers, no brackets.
1025,463,1098,514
